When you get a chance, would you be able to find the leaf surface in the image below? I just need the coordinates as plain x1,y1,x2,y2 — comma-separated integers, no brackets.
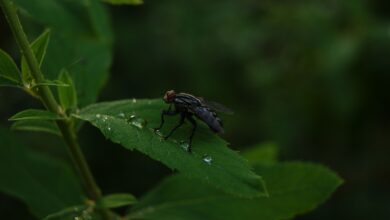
127,162,343,220
0,49,21,87
98,193,137,208
58,69,78,110
74,99,267,198
9,109,63,121
11,120,61,136
43,205,99,220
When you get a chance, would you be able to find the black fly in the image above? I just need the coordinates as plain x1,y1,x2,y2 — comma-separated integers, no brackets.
154,90,232,152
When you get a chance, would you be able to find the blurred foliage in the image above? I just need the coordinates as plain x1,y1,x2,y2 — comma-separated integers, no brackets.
0,128,83,218
1,0,390,219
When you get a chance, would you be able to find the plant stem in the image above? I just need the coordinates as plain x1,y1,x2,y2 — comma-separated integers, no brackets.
0,0,110,218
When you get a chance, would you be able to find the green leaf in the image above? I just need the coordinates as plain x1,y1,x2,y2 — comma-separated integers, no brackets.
11,120,61,136
74,99,267,198
21,29,50,84
128,162,343,220
98,193,137,208
58,69,78,110
0,76,22,88
9,109,63,121
242,142,279,165
0,49,21,86
43,205,99,220
102,0,143,5
31,80,69,88
0,127,84,218
14,0,113,107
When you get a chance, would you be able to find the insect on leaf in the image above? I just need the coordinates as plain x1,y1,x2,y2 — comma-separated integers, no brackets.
74,99,267,198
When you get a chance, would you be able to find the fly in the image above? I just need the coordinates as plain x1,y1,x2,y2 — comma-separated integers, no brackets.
154,90,233,152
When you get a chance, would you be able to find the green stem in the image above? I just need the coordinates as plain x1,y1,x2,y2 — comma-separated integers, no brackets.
0,0,110,218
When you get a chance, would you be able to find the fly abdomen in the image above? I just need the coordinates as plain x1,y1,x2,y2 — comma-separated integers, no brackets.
194,107,224,133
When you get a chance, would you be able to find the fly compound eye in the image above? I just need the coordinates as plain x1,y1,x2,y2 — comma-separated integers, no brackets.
164,90,176,103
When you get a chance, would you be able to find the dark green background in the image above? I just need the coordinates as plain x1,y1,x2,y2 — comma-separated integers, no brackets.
1,0,389,219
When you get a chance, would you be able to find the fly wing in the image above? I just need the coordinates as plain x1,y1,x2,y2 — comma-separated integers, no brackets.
202,100,234,115
193,106,224,133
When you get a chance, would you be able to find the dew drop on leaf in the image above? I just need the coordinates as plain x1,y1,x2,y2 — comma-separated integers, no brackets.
128,115,146,129
118,112,125,118
132,98,137,103
203,154,213,165
95,114,101,118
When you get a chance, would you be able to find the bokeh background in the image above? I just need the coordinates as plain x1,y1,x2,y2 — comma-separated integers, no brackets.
1,0,390,219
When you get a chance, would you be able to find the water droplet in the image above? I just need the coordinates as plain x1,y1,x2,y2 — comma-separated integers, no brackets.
107,127,111,131
102,115,108,122
202,154,213,165
95,114,101,118
180,141,190,151
128,115,146,129
132,98,137,103
118,112,125,118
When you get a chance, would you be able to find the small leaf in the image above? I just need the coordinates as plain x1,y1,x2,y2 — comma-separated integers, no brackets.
21,29,50,83
242,142,279,165
0,127,83,218
57,69,78,110
43,205,98,220
98,193,137,209
0,49,21,86
11,120,61,136
0,77,23,88
74,99,267,198
13,0,113,107
102,0,143,5
128,162,343,220
9,109,63,121
31,80,69,88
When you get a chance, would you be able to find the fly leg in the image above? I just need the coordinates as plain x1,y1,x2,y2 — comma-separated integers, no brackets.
164,112,185,140
186,114,197,153
154,105,177,131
